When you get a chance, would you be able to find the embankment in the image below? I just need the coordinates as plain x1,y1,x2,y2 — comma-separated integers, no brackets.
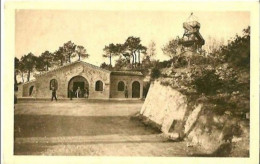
139,81,249,156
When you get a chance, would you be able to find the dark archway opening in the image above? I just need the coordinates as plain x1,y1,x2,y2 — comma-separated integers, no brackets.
132,81,140,98
68,76,89,98
29,86,34,96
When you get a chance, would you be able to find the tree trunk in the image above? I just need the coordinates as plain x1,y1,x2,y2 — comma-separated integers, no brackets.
138,51,141,64
132,53,135,69
78,55,81,61
21,72,24,83
27,70,30,82
110,54,112,66
14,71,17,90
132,54,134,64
138,51,141,68
134,52,137,67
136,53,138,67
60,60,63,66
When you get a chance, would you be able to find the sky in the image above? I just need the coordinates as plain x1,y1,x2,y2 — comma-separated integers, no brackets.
15,10,250,66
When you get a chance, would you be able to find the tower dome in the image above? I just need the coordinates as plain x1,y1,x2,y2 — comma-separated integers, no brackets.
179,13,205,53
183,12,200,33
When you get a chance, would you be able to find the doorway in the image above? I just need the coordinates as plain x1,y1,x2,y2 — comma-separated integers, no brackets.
68,76,89,98
73,82,85,97
132,81,140,98
29,86,34,96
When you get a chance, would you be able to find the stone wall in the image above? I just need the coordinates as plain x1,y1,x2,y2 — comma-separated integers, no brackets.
16,84,23,98
31,62,110,99
20,81,36,97
110,75,143,98
140,81,189,133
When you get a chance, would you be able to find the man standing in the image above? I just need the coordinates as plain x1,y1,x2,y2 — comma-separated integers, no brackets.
76,87,81,98
124,86,128,98
51,86,57,101
84,87,89,98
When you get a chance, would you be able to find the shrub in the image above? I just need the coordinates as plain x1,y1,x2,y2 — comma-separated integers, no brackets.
192,69,223,95
150,68,161,79
100,62,112,70
152,60,172,69
173,56,188,68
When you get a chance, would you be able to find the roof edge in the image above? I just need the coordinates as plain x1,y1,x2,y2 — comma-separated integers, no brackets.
35,61,111,77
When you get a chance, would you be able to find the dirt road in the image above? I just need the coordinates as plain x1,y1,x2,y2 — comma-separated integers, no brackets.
14,100,199,156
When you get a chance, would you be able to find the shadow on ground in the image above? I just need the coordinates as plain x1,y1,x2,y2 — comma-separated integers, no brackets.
14,115,160,138
189,143,233,157
189,142,249,157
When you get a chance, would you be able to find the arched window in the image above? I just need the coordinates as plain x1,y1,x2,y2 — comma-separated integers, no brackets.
118,81,125,91
95,80,103,91
50,79,58,90
29,86,34,96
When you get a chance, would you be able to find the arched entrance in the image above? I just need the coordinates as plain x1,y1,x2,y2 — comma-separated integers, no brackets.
132,81,140,98
29,86,34,96
68,75,89,98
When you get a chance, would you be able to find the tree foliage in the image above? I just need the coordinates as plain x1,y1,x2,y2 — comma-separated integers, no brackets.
76,45,89,61
162,38,180,59
35,56,46,72
16,41,91,83
36,51,54,71
14,57,20,91
63,41,77,63
20,52,37,81
192,69,223,95
101,36,147,70
54,47,66,66
219,26,250,69
150,67,161,79
100,62,111,70
18,59,26,83
124,36,147,68
103,43,118,66
114,57,131,70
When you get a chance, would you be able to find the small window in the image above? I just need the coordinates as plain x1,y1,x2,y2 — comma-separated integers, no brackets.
29,86,34,96
118,81,125,91
50,79,58,90
95,80,103,91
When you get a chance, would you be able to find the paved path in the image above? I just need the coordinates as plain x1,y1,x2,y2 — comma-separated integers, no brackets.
14,101,197,156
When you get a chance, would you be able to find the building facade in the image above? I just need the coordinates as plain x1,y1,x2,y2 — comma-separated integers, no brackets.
17,61,144,99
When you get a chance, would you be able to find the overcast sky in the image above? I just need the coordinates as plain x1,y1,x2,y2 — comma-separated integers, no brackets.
15,10,250,66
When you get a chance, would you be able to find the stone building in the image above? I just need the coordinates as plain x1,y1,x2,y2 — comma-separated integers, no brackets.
17,61,144,99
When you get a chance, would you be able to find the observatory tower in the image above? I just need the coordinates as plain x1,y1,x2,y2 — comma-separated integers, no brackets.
179,13,205,53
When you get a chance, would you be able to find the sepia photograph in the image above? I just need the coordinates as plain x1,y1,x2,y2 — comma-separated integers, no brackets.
2,1,259,164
